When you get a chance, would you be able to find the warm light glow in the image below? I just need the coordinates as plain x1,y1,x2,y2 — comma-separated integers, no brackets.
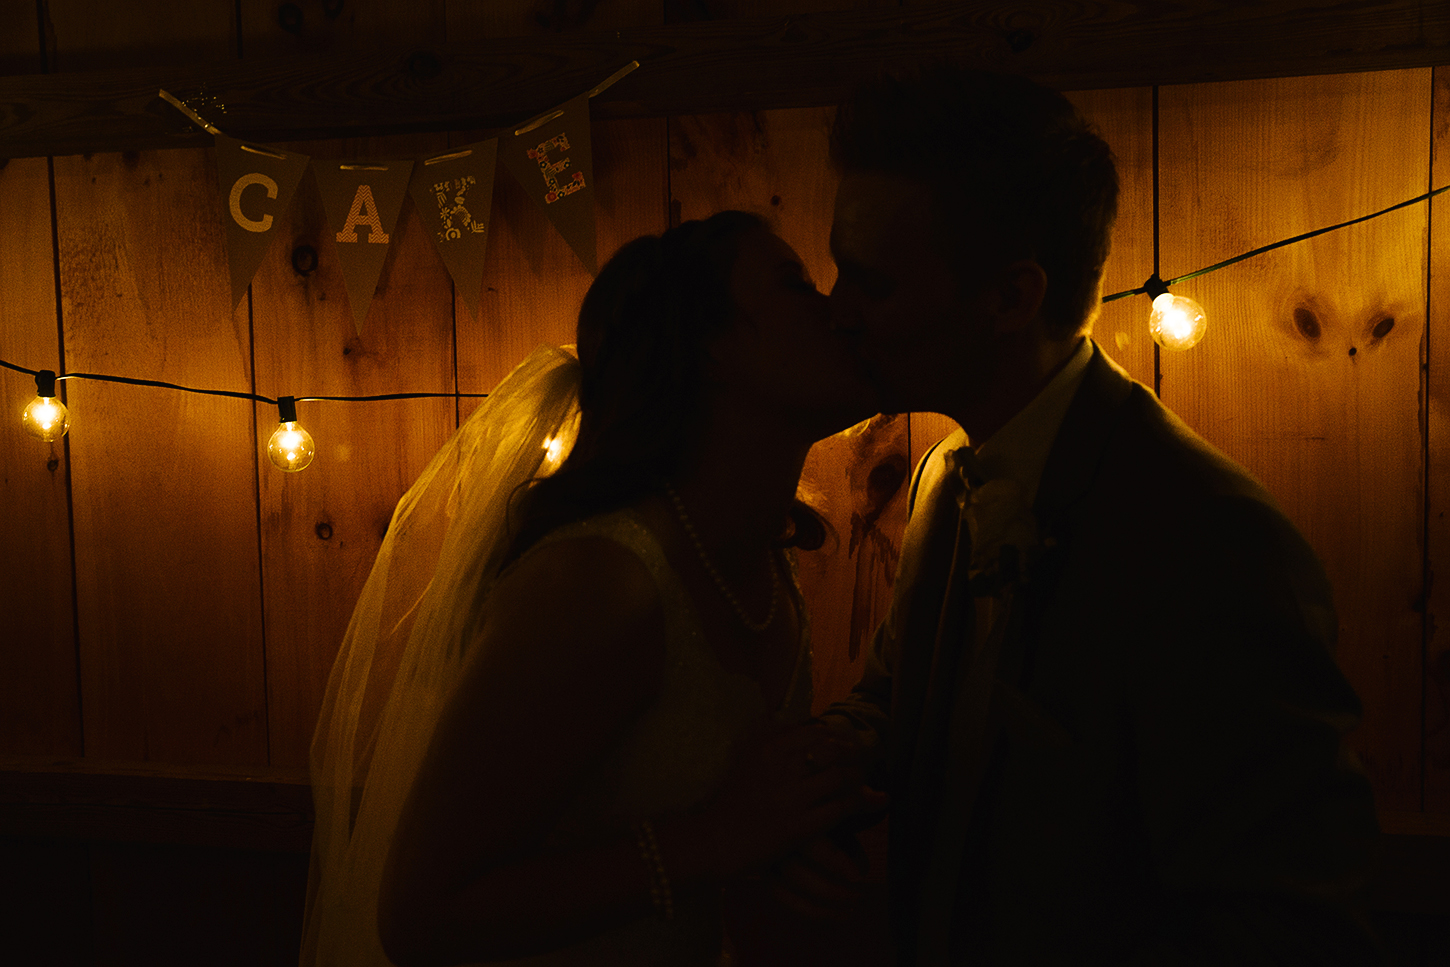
542,435,564,467
1149,292,1208,351
22,396,70,442
267,420,316,472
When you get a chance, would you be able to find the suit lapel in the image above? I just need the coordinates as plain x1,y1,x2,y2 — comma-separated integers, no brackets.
910,341,1138,963
1031,340,1136,532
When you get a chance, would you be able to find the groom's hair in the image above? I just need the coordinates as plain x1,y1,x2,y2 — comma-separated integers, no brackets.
831,65,1118,338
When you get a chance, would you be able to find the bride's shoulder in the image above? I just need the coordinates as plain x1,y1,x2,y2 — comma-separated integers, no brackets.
499,524,659,610
468,526,667,701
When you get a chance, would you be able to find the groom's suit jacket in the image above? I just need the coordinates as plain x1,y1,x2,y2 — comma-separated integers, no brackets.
823,341,1381,965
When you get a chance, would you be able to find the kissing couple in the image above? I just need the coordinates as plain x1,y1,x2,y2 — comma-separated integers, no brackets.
302,65,1381,967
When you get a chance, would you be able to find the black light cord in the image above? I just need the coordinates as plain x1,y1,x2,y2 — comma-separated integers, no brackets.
0,358,487,405
1102,183,1450,303
5,180,1449,402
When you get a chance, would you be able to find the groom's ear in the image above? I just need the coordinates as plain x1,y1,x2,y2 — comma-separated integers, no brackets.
986,259,1048,335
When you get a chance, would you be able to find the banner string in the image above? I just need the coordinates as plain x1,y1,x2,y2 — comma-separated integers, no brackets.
6,68,1439,421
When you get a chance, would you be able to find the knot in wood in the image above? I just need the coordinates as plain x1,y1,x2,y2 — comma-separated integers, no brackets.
291,244,318,276
277,3,303,34
1005,29,1035,54
407,50,443,81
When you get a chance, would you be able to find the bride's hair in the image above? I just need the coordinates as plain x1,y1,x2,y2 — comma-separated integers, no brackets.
505,209,826,563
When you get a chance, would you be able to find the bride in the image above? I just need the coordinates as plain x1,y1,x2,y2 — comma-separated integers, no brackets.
302,210,885,967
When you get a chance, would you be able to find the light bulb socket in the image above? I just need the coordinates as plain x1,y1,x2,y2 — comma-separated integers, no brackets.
1142,274,1170,302
277,396,298,423
35,370,57,398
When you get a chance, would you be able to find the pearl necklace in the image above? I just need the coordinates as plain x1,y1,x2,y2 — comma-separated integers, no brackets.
664,483,780,634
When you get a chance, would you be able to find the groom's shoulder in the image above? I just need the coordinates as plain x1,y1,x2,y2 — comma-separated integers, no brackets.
906,424,969,516
1098,380,1332,593
1111,379,1275,509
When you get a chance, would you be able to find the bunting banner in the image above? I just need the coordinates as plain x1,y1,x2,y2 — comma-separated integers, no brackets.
500,94,597,275
313,159,415,333
214,135,310,309
408,139,499,324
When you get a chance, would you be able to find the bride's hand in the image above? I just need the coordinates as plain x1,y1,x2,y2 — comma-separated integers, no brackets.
688,722,887,878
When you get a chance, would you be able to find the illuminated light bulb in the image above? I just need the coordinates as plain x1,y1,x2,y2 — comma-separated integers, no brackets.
21,370,70,442
538,412,580,476
1149,292,1208,351
267,396,316,472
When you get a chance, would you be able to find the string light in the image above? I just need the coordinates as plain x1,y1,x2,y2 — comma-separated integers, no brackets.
1,358,487,472
3,181,1447,457
1099,183,1450,353
21,370,70,442
267,397,316,472
1141,274,1207,351
1149,292,1207,350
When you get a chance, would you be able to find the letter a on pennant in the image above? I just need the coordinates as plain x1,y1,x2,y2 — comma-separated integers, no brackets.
335,184,390,244
500,93,597,275
312,159,414,333
213,135,310,309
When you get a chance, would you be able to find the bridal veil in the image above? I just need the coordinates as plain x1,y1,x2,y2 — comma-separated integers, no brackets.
301,345,582,967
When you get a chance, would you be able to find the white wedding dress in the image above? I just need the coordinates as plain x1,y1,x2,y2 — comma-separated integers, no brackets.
301,345,813,967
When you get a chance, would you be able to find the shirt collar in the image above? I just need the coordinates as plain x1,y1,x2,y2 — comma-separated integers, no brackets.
970,335,1094,506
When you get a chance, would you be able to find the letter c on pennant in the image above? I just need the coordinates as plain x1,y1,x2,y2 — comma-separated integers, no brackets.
230,172,279,233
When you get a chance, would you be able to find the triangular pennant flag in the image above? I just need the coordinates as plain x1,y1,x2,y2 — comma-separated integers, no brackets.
312,158,414,333
408,139,499,324
214,135,310,309
500,93,597,275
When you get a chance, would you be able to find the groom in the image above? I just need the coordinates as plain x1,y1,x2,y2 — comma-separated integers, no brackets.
794,66,1382,964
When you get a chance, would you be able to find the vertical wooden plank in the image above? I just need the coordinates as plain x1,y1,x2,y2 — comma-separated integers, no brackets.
1159,70,1431,812
1,0,73,761
251,134,459,769
53,147,269,766
1067,86,1156,389
1425,65,1450,814
0,157,81,757
455,116,669,401
670,108,840,293
797,413,911,712
446,0,667,408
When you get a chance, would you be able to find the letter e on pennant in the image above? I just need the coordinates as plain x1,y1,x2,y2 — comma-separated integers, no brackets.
529,134,586,205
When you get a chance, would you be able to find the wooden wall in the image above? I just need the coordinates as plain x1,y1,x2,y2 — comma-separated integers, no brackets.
1,1,1448,964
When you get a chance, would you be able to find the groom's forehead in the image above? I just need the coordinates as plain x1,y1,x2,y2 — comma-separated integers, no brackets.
832,172,942,258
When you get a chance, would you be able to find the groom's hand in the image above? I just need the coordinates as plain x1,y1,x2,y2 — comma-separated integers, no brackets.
768,829,873,920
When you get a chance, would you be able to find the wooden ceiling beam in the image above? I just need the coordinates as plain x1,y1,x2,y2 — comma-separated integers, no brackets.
2,0,1447,158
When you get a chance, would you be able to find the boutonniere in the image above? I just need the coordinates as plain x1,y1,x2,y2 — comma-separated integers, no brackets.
964,477,1041,596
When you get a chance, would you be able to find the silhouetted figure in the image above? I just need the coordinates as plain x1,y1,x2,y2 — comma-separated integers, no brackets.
794,66,1380,966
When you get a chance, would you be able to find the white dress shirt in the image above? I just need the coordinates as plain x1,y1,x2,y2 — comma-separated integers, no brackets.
970,335,1094,506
